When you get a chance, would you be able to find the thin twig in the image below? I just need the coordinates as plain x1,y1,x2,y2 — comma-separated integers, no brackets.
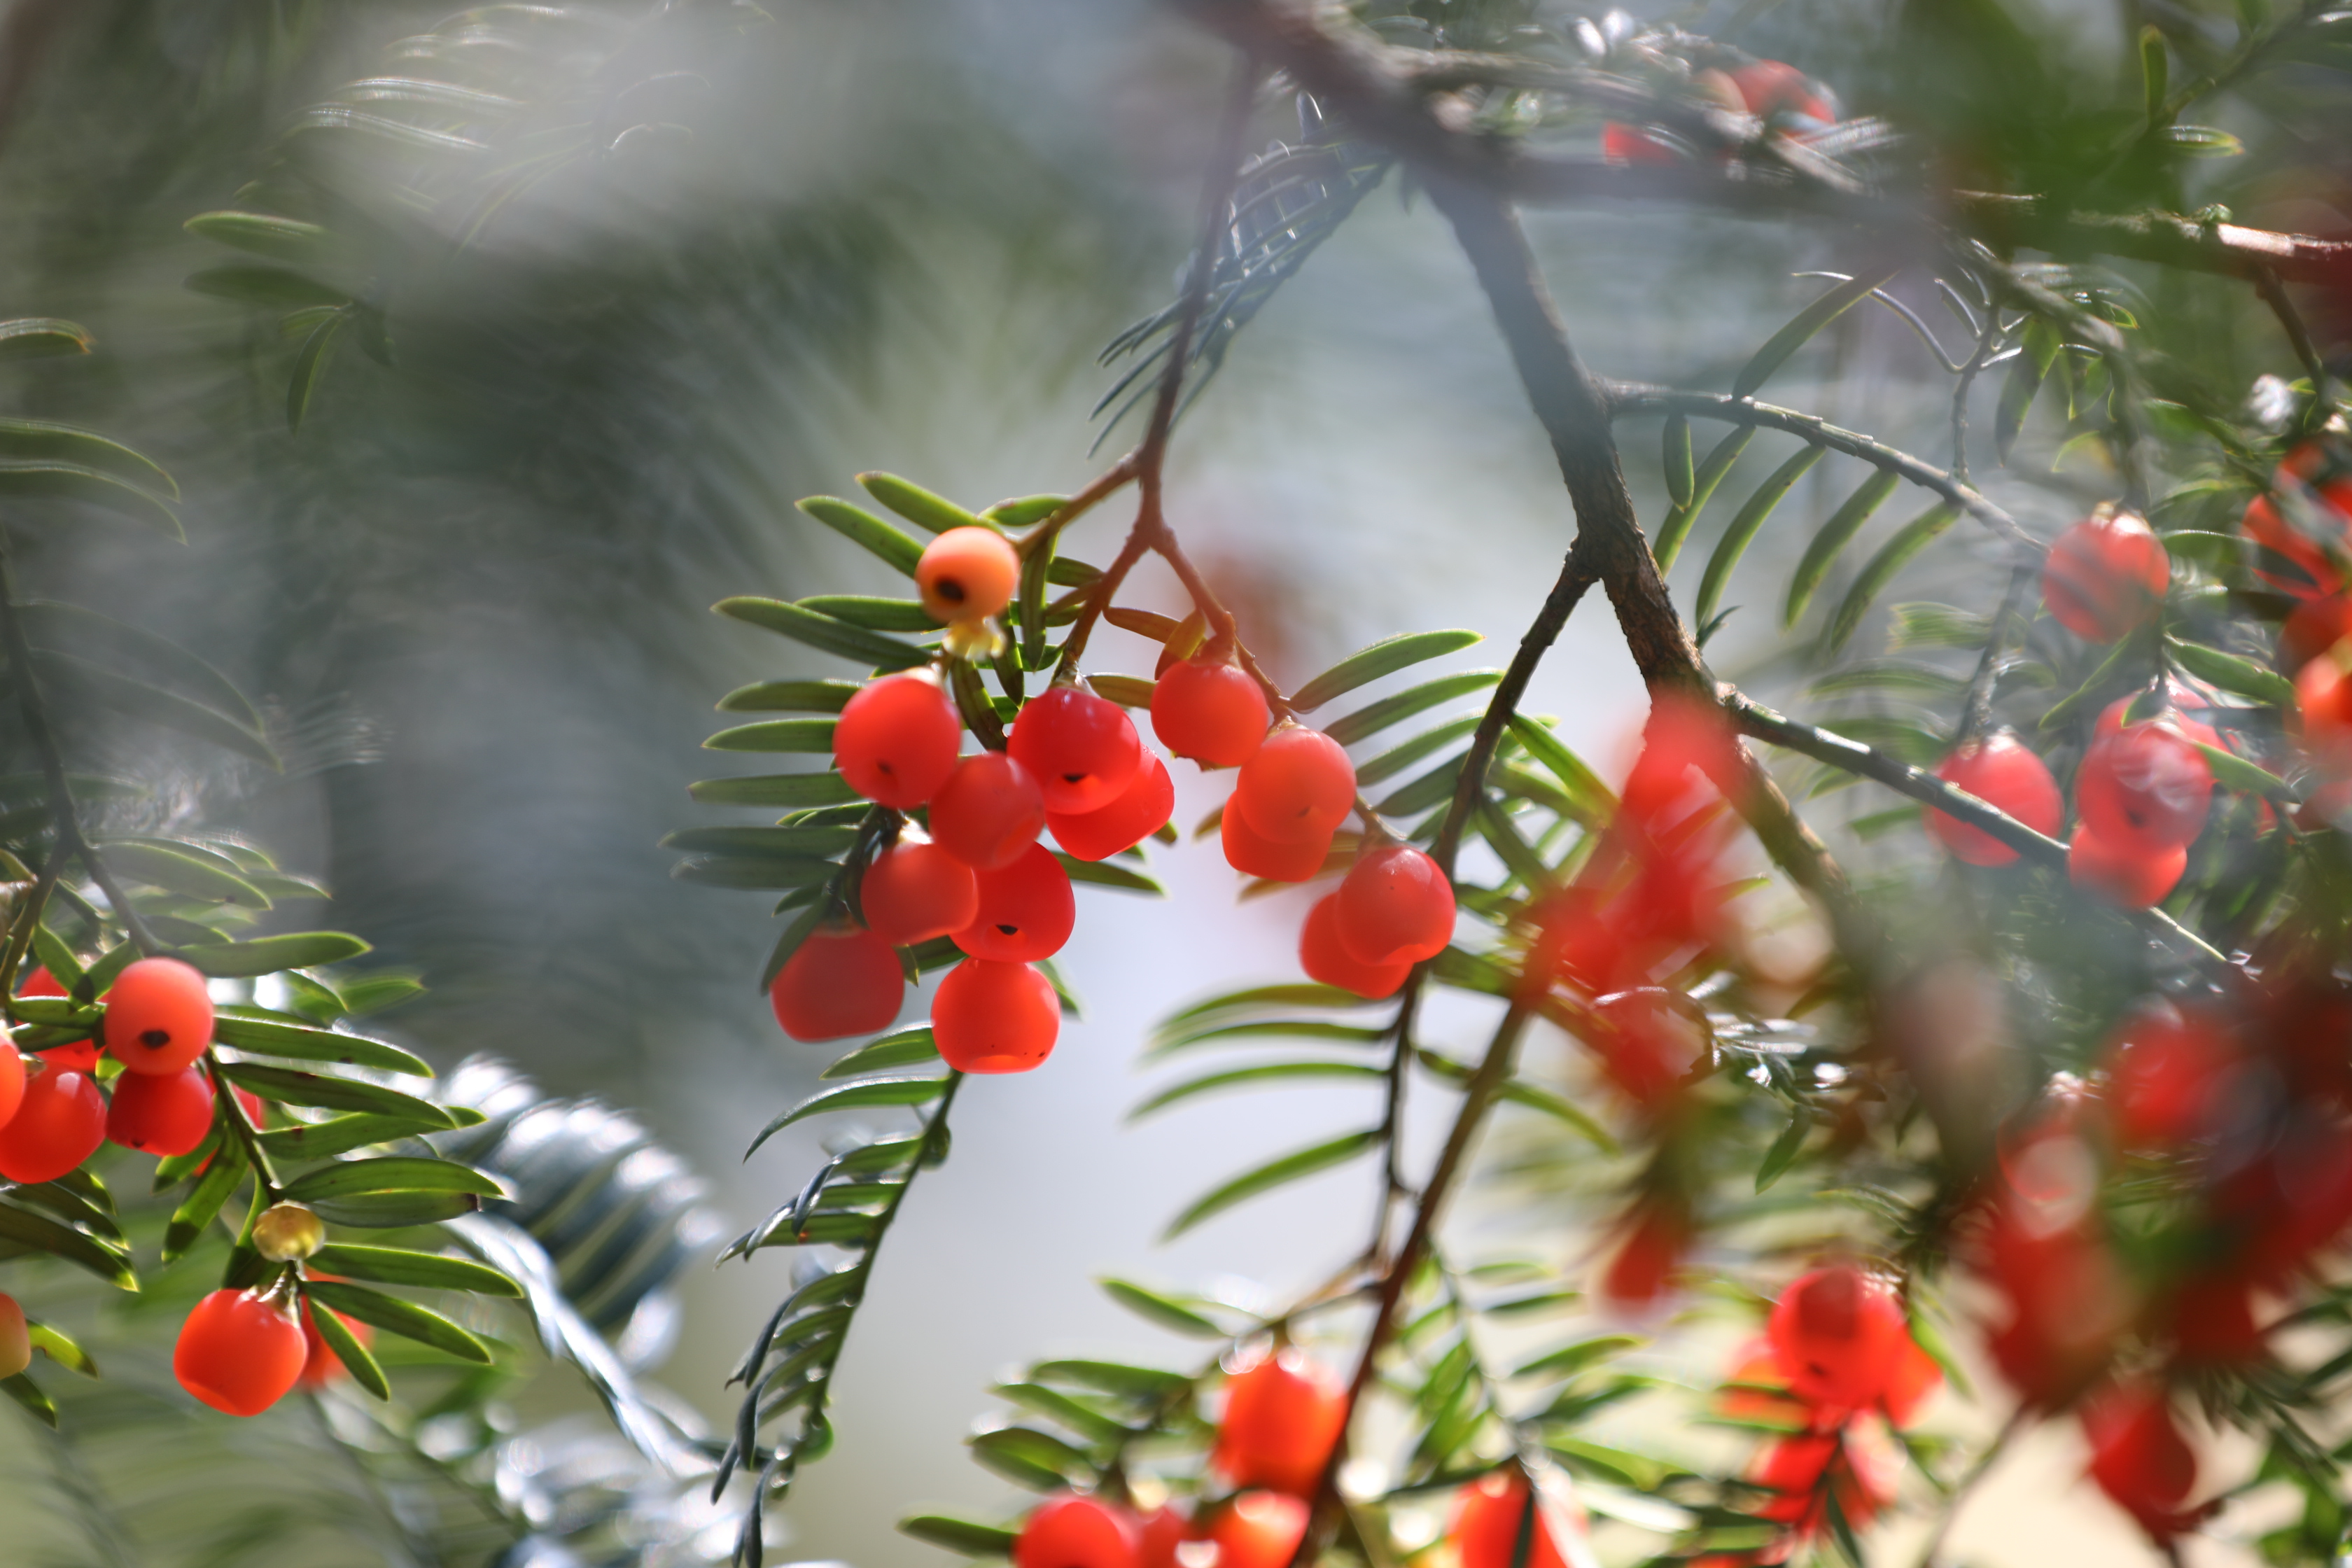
0,847,57,1019
1956,558,2038,743
1948,290,2005,489
1913,1406,2030,1568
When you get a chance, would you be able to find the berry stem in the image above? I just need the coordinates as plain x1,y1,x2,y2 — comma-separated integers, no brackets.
0,847,59,1021
206,1054,281,1196
1954,555,2038,743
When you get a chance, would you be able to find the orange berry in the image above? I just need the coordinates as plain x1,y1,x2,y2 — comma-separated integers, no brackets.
952,843,1074,962
1236,726,1354,844
0,1292,25,1380
916,526,1018,623
860,841,979,946
1009,687,1144,813
1298,892,1408,1000
1049,755,1173,862
1215,1345,1346,1495
1150,657,1270,766
834,673,960,808
1926,732,2062,866
106,1064,216,1156
1014,1493,1140,1568
2042,512,2169,643
104,956,214,1076
768,927,903,1042
1221,802,1330,883
930,751,1047,870
1451,1471,1570,1568
2068,826,2186,909
1766,1265,1907,1413
1334,843,1452,966
0,1037,20,1130
174,1288,307,1417
932,958,1058,1072
1208,1492,1310,1568
0,1069,105,1184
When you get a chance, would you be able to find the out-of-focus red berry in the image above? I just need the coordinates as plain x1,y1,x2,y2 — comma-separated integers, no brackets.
2042,511,2169,643
1221,802,1331,883
931,752,1047,870
1621,695,1741,833
1926,732,2062,865
2284,594,2352,673
0,1069,105,1183
1728,59,1834,122
1207,1492,1309,1568
1882,1334,1944,1427
106,1065,216,1156
932,959,1059,1072
1012,1492,1140,1568
860,841,979,946
175,1288,308,1417
1599,1201,1688,1308
1235,726,1355,845
1765,1266,1907,1413
2076,722,2212,853
2242,460,2352,598
104,956,214,1076
768,928,903,1042
2104,1008,2232,1150
2067,827,2186,908
916,526,1018,623
0,1292,27,1380
1590,990,1707,1105
1451,1471,1572,1568
1974,1190,2130,1406
2164,1275,2264,1366
953,843,1074,961
2083,1384,2200,1542
1333,844,1453,967
1009,686,1144,814
19,967,65,998
1049,755,1173,862
834,673,960,808
0,1039,20,1130
2093,690,2224,752
1601,120,1681,163
2299,644,2352,771
1215,1346,1347,1496
1151,656,1270,766
1298,892,1410,1000
1135,1504,1189,1568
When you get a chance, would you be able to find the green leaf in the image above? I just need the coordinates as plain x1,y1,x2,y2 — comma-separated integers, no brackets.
701,719,841,755
307,1191,483,1228
2166,638,2297,706
1993,351,2046,466
970,1426,1090,1490
287,310,348,433
184,264,351,311
1,1373,55,1426
0,1200,136,1288
1052,853,1163,895
797,496,925,575
0,423,174,497
1494,1078,1617,1152
255,1112,447,1161
212,1011,430,1077
713,596,930,671
1149,1019,1390,1057
2038,629,2152,730
185,211,339,268
303,1279,493,1363
1028,1359,1191,1401
1662,413,1694,507
899,1516,1018,1558
1696,444,1826,631
859,473,988,535
1504,715,1618,819
1827,501,1960,652
1098,1278,1226,1338
308,1243,522,1297
1511,1334,1644,1381
759,898,834,991
673,855,836,891
30,651,275,764
0,459,181,540
688,772,862,808
280,1157,505,1205
1131,1060,1385,1119
2191,741,2297,802
799,595,937,632
746,1075,948,1158
1785,469,1901,627
1756,1105,1814,1192
1089,674,1154,709
2139,24,2169,118
663,825,858,858
215,1061,454,1125
1733,271,1897,400
162,1141,247,1265
20,601,258,731
24,1320,97,1378
1357,716,1480,788
1374,752,1469,818
1325,670,1502,748
307,1294,391,1398
0,318,91,361
2162,124,2244,157
1155,982,1368,1033
822,1028,940,1079
1163,1128,1380,1238
176,932,371,977
1293,630,1482,713
718,679,862,714
1653,426,1756,572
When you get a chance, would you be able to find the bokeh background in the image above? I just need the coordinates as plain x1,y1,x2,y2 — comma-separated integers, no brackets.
0,0,2334,1562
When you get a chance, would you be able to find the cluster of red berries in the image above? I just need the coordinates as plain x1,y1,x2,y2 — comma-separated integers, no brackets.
0,957,223,1183
1603,56,1837,165
2263,444,2352,792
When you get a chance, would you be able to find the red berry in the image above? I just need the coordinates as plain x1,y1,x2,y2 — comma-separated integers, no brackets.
834,673,960,808
38,1040,100,1074
174,1288,307,1417
1009,686,1144,813
1765,1265,1907,1412
2076,722,2212,853
1621,695,1740,834
2243,469,2352,598
2104,1008,2232,1150
18,967,66,998
2068,826,2185,908
2082,1384,2199,1541
2284,594,2352,673
1599,1202,1688,1309
0,1292,25,1380
295,1296,372,1389
930,752,1047,870
1334,843,1453,967
0,1068,105,1183
2300,645,2352,770
1926,732,2061,865
1235,726,1354,845
1136,1506,1189,1568
1208,1492,1309,1568
1298,892,1410,1000
860,841,979,946
1883,1334,1945,1427
104,956,215,1076
2094,689,2224,752
1221,801,1331,883
1728,59,1834,122
916,526,1018,623
1215,1345,1346,1495
0,1038,20,1130
1450,1472,1569,1568
932,958,1058,1073
2166,1274,2264,1366
1601,120,1680,164
1014,1492,1140,1568
106,1064,216,1156
2041,511,2169,643
1049,755,1173,862
1150,657,1270,766
768,927,903,1042
952,842,1074,961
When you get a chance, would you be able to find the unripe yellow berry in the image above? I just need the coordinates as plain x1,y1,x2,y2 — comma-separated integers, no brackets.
253,1202,325,1261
